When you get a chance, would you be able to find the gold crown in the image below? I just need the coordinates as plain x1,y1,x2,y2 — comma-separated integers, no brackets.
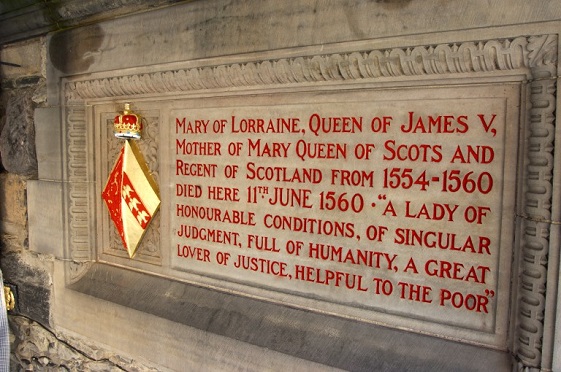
114,103,142,139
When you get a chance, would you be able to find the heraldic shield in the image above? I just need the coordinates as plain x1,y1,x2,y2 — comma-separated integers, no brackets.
102,139,161,258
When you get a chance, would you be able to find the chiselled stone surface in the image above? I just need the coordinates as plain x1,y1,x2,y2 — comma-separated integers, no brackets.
43,0,561,78
0,1,193,44
0,87,38,177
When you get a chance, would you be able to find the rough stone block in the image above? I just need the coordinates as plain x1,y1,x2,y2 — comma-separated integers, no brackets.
0,89,38,177
0,173,27,252
9,316,160,371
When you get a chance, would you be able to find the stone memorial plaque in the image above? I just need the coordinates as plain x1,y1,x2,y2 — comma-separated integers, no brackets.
167,85,517,347
55,30,561,369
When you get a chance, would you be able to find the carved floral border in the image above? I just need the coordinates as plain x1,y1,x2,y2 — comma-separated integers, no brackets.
62,35,558,369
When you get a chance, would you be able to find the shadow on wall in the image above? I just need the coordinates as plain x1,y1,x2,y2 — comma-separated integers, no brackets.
48,24,104,75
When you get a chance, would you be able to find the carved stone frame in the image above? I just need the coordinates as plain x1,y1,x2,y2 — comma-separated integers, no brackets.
60,34,558,370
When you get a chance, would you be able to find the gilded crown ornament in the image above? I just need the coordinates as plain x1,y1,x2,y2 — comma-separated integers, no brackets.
114,103,142,139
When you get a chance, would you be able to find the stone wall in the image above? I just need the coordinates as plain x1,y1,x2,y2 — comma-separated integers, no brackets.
0,37,161,371
0,37,48,370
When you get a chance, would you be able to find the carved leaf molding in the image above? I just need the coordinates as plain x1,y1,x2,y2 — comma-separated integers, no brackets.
64,35,558,101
